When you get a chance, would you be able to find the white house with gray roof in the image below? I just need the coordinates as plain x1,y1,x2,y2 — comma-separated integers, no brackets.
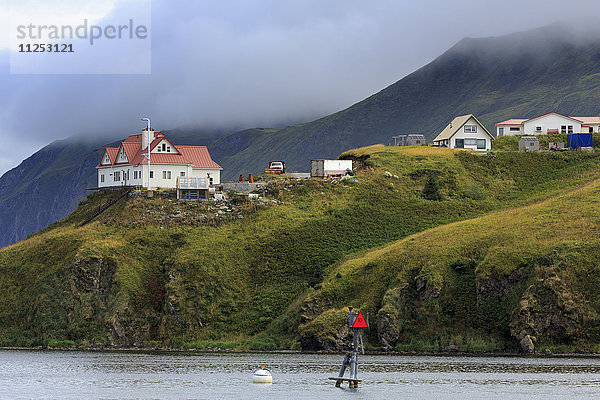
432,114,494,151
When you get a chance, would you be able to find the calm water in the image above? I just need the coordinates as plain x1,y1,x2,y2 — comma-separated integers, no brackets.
1,350,600,399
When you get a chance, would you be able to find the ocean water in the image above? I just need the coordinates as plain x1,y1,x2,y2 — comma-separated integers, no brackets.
1,350,600,399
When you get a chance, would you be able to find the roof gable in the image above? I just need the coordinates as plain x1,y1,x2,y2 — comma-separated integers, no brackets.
434,114,493,142
152,137,180,155
524,112,582,124
115,145,129,164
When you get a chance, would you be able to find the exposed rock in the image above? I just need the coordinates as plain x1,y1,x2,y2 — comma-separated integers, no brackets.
377,308,399,351
476,267,524,305
415,277,440,301
520,335,535,354
442,344,459,352
510,271,584,346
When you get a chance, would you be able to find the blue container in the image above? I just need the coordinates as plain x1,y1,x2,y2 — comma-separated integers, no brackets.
567,133,593,149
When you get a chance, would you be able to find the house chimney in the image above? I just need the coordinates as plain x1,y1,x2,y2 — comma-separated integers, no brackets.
142,127,155,149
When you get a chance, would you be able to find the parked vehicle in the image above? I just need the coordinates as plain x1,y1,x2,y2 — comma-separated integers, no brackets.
265,161,286,174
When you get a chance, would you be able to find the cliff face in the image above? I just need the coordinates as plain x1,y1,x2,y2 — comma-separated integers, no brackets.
2,144,600,353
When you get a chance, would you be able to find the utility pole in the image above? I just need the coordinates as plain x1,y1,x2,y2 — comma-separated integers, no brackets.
141,117,151,191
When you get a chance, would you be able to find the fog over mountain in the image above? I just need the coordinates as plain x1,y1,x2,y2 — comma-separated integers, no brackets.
2,0,600,177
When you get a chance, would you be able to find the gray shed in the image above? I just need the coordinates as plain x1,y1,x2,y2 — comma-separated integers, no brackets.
519,136,539,152
392,134,427,146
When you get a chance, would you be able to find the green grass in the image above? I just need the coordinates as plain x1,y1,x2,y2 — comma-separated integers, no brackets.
302,165,600,351
2,146,600,350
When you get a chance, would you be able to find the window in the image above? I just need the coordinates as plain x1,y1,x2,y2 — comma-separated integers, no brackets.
114,171,121,181
162,143,166,152
498,127,504,136
209,177,214,185
464,125,477,133
510,127,520,132
561,125,567,133
590,127,594,133
568,125,573,133
100,174,105,183
465,139,478,146
167,146,171,153
477,139,486,149
536,126,542,132
163,171,172,179
530,142,535,147
150,171,154,178
455,138,464,148
180,172,185,177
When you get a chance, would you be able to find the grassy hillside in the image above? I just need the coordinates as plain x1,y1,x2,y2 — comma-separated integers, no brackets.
301,170,600,353
2,146,600,352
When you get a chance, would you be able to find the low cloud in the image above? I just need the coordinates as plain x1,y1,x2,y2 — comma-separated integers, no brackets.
2,0,600,176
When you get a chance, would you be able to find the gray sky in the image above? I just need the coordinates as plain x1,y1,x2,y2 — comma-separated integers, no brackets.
1,0,599,176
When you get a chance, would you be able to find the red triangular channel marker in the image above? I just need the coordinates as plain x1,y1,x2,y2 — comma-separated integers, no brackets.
352,311,368,328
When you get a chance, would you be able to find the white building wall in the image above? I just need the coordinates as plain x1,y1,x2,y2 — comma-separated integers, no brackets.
98,165,144,188
497,125,522,136
99,164,221,189
190,168,221,185
449,117,492,151
522,114,582,135
582,124,599,133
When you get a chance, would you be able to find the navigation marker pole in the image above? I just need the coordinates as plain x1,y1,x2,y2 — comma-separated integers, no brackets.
329,307,369,388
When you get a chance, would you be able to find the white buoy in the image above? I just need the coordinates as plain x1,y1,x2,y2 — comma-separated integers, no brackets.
253,366,272,383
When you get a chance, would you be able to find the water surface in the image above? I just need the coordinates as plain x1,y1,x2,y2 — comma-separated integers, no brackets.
1,350,599,399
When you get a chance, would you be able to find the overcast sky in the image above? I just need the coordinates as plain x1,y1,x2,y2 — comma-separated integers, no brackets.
1,0,599,177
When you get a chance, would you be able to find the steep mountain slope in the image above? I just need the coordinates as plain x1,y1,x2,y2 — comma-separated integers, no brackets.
213,25,600,176
2,145,600,351
3,24,600,248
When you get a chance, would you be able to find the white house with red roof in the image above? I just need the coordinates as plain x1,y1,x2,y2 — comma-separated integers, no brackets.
97,128,222,189
495,112,600,136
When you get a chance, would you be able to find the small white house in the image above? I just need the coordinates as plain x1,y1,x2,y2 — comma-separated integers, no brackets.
96,128,222,189
433,114,493,151
495,112,600,136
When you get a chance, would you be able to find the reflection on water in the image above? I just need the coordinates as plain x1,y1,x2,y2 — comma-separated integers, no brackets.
1,350,600,399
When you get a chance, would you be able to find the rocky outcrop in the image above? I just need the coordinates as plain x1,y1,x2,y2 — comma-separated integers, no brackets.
298,309,351,351
510,270,584,347
519,334,535,354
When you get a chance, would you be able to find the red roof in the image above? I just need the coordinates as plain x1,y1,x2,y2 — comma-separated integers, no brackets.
495,119,528,126
572,117,600,126
178,146,222,169
97,132,222,170
97,148,119,167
